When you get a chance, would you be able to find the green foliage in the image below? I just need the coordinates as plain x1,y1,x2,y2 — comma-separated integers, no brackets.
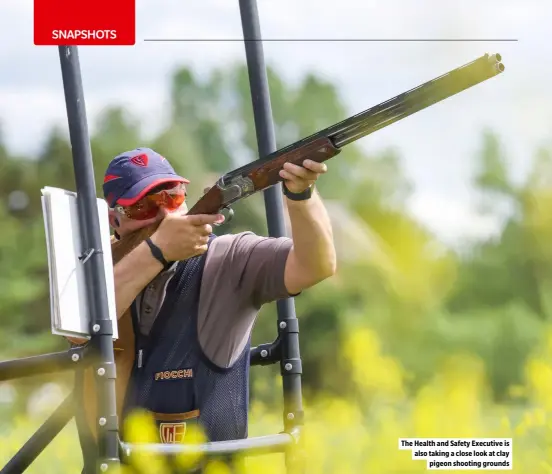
474,130,514,198
0,60,551,430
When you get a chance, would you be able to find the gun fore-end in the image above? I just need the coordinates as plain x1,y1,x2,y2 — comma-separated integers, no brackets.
250,136,341,189
187,137,340,216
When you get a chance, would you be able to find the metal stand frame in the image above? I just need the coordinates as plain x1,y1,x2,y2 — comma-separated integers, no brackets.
0,1,304,472
239,1,304,471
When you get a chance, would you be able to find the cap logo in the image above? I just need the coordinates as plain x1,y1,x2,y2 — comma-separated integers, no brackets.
130,154,149,167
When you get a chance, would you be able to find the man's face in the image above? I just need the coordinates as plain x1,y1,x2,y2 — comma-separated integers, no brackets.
108,182,188,237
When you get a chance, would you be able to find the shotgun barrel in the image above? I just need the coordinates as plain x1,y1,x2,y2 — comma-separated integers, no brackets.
220,53,504,183
331,53,504,147
187,53,504,216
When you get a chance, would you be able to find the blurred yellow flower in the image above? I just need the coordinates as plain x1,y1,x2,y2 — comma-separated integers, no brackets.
2,327,552,473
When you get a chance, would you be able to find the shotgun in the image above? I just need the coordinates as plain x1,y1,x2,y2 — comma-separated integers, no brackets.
188,52,504,217
111,52,504,262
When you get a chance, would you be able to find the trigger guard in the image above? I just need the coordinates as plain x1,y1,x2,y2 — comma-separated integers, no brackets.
214,206,234,227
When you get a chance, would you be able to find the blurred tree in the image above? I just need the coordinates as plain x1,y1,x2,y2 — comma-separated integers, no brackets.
36,128,75,193
446,131,552,321
0,200,53,351
474,130,515,199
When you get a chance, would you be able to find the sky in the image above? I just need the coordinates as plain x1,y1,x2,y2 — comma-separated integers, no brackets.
0,0,549,246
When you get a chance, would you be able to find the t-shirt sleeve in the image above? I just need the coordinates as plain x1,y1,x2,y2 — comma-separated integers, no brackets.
225,232,294,306
197,232,294,368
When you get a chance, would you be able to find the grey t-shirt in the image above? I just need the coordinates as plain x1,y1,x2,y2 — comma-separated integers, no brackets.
135,232,293,368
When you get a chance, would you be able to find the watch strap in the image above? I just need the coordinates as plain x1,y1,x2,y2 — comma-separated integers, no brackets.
283,183,313,201
145,238,169,267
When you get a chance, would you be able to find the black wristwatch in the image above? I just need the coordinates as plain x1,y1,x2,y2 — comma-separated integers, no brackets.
145,238,169,267
283,183,314,201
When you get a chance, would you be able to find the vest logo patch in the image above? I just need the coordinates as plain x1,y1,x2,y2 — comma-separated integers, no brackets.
154,368,194,381
160,422,186,444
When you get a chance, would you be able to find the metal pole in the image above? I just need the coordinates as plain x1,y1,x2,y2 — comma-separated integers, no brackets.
238,1,304,472
122,433,294,457
0,395,74,474
58,46,120,473
0,346,88,381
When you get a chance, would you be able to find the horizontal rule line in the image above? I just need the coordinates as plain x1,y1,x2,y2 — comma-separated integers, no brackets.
143,38,519,43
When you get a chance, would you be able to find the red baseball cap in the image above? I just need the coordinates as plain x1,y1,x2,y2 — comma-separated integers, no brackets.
103,148,189,207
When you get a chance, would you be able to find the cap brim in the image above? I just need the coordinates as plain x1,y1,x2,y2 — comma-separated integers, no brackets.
116,174,190,206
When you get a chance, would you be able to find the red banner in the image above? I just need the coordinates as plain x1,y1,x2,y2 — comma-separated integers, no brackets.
34,0,135,46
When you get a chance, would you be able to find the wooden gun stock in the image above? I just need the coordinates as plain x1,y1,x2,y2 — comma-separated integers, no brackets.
111,224,159,265
187,186,224,216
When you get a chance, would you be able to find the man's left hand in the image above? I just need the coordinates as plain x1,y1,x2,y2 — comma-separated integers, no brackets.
279,159,328,194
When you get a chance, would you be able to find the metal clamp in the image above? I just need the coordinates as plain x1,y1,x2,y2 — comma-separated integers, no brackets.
78,247,103,264
278,318,299,334
281,358,302,375
97,415,119,432
285,409,305,426
250,339,282,366
95,361,117,379
68,346,85,363
97,458,120,472
89,320,113,337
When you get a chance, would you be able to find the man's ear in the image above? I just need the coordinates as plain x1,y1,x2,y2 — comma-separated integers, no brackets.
108,209,120,228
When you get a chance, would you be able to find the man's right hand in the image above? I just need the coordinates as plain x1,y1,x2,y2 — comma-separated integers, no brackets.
149,213,225,262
